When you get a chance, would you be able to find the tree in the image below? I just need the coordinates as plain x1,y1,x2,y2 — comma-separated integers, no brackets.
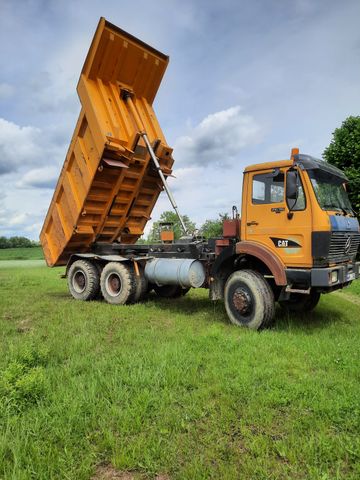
0,236,35,248
200,213,230,239
148,211,196,242
323,116,360,216
0,236,9,249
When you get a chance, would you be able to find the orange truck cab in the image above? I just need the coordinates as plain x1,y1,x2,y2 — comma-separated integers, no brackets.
40,18,360,330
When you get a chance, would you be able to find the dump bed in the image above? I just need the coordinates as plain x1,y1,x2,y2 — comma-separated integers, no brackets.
40,18,174,266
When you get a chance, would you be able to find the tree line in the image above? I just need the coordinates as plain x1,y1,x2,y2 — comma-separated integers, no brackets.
0,236,39,249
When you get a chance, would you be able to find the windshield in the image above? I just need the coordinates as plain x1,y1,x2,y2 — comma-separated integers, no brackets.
308,169,354,215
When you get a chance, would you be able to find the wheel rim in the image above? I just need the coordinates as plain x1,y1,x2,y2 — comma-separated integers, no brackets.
73,270,86,293
228,284,254,323
106,273,122,297
233,288,252,315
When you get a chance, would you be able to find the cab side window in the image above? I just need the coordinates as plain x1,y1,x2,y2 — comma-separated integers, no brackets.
252,172,284,204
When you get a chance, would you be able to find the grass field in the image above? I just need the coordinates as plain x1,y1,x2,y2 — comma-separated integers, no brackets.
0,261,359,479
0,247,43,261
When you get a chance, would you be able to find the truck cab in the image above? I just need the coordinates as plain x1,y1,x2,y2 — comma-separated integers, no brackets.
210,149,360,329
241,150,359,289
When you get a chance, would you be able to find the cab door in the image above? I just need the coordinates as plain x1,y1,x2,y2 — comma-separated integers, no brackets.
243,168,313,268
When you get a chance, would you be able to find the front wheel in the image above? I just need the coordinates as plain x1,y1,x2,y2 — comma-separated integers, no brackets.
279,290,320,313
224,270,275,330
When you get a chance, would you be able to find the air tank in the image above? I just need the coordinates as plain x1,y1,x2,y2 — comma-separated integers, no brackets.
144,258,206,288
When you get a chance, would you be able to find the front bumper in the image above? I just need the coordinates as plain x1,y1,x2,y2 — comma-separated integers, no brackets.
285,261,360,288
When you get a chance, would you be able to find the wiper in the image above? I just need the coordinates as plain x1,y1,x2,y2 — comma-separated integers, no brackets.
344,207,356,217
339,207,348,216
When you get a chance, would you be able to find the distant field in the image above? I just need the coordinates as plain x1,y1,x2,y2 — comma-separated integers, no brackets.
0,247,43,261
0,261,359,479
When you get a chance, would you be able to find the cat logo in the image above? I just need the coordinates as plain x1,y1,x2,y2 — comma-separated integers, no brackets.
270,237,301,248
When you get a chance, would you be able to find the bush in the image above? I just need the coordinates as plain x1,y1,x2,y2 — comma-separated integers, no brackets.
0,344,49,411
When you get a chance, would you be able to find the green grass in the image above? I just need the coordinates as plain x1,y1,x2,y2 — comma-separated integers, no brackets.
0,247,43,261
0,263,360,479
347,279,360,297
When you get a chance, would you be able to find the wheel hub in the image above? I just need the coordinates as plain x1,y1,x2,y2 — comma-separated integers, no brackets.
233,288,252,315
73,270,86,293
107,273,121,296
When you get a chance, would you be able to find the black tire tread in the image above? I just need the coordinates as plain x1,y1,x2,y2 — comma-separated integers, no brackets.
100,262,136,305
67,259,100,301
279,290,320,313
224,269,275,329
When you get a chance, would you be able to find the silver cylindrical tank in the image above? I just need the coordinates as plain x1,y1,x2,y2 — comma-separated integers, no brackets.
144,258,205,288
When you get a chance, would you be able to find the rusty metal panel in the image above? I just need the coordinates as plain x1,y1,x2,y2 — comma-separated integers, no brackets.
40,18,174,266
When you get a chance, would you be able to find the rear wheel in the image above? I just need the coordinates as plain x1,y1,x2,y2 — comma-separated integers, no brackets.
131,264,148,303
100,262,136,305
67,259,100,301
279,290,320,313
224,270,274,330
153,284,190,298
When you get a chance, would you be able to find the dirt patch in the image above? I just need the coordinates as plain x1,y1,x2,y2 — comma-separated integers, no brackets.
91,465,136,480
17,319,32,333
91,465,170,480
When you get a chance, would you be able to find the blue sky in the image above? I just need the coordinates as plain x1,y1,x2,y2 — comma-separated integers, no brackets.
0,0,359,239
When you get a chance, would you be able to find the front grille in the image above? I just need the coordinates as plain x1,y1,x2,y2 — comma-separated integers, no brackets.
328,232,360,263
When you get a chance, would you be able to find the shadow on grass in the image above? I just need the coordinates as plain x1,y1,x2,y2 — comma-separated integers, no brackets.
144,292,230,324
273,302,348,333
46,289,347,333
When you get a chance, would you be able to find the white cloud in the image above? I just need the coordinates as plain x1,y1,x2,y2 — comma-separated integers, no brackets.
0,198,45,239
16,166,59,189
0,117,66,177
174,106,262,167
0,118,43,174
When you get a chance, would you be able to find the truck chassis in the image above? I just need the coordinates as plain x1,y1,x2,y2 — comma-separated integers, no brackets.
65,237,360,330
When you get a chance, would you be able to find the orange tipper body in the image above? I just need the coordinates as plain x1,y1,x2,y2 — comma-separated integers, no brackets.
40,18,173,266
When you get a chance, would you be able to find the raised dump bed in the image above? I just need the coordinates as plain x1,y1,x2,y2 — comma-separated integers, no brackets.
40,18,174,266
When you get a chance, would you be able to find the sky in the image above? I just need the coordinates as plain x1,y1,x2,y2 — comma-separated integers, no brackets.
0,0,360,240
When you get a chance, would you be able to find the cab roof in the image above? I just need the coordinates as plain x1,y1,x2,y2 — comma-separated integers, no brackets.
244,159,293,173
244,154,348,181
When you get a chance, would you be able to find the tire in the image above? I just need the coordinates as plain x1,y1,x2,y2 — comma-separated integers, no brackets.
224,270,275,330
93,261,104,299
67,259,100,301
131,264,148,303
279,290,320,313
100,262,136,305
153,284,190,298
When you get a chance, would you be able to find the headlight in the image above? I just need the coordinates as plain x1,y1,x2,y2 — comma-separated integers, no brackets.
330,271,338,283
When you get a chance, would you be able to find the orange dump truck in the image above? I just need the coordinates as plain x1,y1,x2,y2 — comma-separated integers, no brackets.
41,18,360,329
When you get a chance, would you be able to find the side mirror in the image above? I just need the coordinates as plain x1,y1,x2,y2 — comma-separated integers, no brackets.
286,170,298,212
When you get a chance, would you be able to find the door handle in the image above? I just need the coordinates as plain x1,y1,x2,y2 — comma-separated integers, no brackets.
271,207,285,213
247,221,259,226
